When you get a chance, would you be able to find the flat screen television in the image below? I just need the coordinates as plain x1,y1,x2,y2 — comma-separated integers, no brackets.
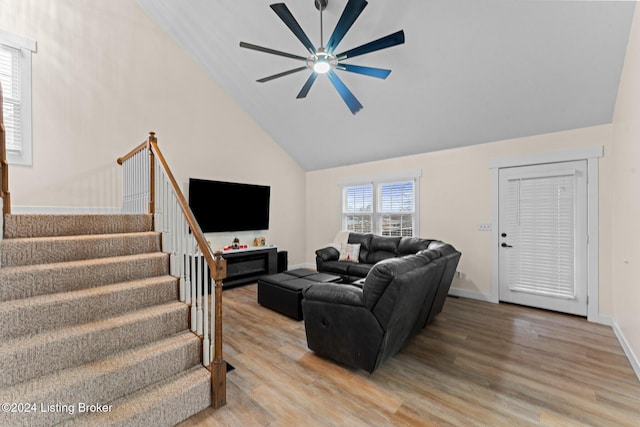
188,178,270,233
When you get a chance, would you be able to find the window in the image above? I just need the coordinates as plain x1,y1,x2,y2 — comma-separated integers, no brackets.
342,171,420,237
343,184,373,233
379,180,415,237
1,31,36,166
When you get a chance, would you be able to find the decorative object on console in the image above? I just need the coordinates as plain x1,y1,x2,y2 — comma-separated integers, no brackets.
254,236,266,246
232,237,240,249
239,0,405,114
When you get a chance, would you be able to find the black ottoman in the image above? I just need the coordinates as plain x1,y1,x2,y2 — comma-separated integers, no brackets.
258,269,340,320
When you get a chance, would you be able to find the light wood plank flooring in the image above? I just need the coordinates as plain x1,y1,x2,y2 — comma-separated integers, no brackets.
179,284,640,426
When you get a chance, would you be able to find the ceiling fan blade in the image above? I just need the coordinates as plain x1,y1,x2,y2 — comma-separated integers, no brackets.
240,42,307,61
325,0,368,54
337,64,391,79
297,73,319,99
336,30,405,60
257,66,308,83
326,70,363,115
270,3,316,55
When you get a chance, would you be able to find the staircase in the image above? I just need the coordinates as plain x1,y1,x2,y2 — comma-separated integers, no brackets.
0,213,211,426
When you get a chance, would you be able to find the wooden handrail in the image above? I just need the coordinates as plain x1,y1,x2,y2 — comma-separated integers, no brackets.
117,140,148,165
118,132,226,409
0,82,10,216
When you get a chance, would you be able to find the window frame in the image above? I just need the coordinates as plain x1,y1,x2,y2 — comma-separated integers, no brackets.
340,169,421,237
0,30,36,166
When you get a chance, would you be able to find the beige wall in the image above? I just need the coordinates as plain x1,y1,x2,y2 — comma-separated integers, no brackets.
0,0,307,264
307,125,614,313
612,4,640,371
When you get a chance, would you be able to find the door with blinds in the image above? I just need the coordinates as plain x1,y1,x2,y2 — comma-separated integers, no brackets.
498,160,588,316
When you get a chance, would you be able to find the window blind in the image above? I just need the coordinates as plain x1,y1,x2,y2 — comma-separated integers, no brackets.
0,44,22,153
506,172,576,299
379,181,415,237
343,184,373,233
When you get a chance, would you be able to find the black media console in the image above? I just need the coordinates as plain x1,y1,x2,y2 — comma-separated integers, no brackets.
222,246,277,288
189,246,278,290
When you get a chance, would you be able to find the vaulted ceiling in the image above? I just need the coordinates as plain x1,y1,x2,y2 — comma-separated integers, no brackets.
136,0,636,171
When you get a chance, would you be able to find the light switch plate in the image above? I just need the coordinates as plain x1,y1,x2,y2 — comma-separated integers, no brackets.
477,223,492,231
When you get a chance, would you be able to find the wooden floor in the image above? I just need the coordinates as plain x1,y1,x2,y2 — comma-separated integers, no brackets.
179,284,640,427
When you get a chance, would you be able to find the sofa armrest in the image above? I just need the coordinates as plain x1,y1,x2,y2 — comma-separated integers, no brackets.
315,246,340,262
303,283,364,307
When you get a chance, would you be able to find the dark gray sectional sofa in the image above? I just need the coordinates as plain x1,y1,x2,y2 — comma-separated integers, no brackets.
304,233,461,372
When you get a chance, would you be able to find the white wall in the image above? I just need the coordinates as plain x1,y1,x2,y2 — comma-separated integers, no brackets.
306,125,614,315
611,3,640,376
0,0,307,264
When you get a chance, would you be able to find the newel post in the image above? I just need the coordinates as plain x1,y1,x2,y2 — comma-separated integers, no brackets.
211,250,227,408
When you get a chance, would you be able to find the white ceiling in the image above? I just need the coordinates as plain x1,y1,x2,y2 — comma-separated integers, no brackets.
135,0,636,171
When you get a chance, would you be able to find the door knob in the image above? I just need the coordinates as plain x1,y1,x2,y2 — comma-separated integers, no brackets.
501,242,513,248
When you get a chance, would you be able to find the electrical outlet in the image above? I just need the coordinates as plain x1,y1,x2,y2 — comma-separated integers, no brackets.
456,271,463,278
477,223,492,231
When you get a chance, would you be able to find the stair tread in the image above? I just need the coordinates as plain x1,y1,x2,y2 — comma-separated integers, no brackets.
0,301,187,350
0,251,168,273
2,230,159,243
0,331,200,403
61,365,211,427
1,231,161,267
0,275,179,340
3,214,153,238
0,252,170,302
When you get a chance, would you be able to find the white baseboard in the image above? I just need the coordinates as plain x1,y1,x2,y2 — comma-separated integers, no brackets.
592,314,613,327
448,287,496,303
13,206,122,214
612,320,640,382
290,263,316,271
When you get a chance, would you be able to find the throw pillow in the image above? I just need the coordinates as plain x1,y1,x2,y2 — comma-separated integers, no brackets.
339,243,361,263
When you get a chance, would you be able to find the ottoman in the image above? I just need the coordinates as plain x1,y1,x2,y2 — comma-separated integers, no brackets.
257,268,341,320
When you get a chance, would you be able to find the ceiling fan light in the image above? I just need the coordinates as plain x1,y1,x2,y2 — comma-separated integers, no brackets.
313,60,331,74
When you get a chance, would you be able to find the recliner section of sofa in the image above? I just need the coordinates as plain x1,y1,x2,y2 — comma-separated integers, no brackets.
303,250,455,372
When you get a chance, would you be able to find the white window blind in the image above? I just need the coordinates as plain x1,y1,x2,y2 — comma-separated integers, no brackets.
343,184,373,233
0,44,23,152
378,180,415,237
0,31,35,166
506,171,576,299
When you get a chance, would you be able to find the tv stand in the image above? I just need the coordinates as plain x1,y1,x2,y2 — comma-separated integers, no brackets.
222,246,277,288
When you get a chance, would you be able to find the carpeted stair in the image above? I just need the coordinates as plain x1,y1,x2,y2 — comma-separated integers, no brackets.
0,214,211,426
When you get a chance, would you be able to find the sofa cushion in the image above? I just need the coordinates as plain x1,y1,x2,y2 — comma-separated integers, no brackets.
366,235,401,263
319,260,351,276
348,233,373,263
362,254,429,312
347,262,375,277
398,237,433,255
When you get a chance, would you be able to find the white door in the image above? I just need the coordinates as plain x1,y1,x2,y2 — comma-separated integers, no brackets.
498,161,588,316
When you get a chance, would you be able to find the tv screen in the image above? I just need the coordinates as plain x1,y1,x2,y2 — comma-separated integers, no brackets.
188,178,270,233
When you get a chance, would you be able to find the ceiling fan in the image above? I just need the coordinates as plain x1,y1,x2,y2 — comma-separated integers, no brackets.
240,0,405,115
